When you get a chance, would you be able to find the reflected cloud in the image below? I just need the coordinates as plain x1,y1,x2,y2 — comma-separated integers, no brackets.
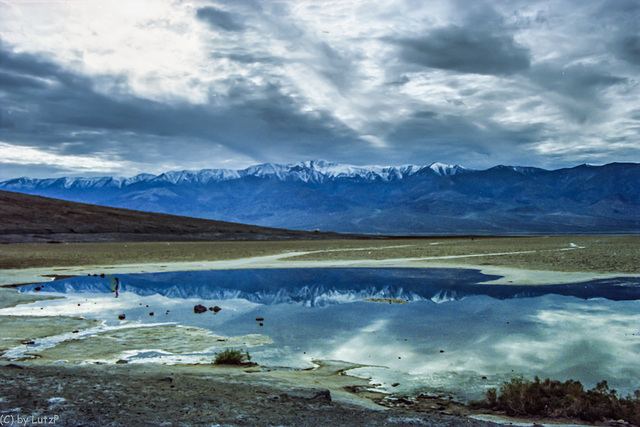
4,269,640,402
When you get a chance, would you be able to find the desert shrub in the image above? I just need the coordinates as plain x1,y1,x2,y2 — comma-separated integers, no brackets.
213,348,251,365
480,376,640,424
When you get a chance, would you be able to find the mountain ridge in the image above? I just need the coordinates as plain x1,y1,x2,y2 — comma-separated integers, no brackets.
0,160,470,189
2,161,639,235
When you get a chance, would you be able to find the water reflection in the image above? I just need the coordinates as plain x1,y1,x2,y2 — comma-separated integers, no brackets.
17,268,640,303
6,268,640,401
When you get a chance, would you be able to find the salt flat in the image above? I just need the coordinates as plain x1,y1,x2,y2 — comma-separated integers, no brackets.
1,235,639,426
2,236,639,287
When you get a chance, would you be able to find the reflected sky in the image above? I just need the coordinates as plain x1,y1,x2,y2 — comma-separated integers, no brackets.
4,268,640,402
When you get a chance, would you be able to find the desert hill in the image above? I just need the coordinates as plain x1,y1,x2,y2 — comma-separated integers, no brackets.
0,190,340,243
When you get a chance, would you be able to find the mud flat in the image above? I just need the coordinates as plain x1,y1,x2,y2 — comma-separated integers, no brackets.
1,235,639,426
0,360,505,427
2,235,639,287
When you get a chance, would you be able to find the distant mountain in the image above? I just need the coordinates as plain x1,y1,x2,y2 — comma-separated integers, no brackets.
0,190,343,243
2,161,639,234
1,160,468,188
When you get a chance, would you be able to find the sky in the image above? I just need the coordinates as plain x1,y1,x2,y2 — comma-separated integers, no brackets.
0,0,639,179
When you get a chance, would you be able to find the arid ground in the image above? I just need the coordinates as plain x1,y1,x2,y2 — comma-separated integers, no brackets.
1,235,639,425
2,235,638,285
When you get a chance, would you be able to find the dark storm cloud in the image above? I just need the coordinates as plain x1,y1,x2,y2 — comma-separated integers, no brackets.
392,26,531,76
531,64,626,101
613,35,640,66
0,70,49,91
597,0,640,66
2,0,640,178
0,43,60,78
223,52,282,65
208,1,357,95
387,3,531,77
196,6,245,32
0,43,364,164
529,63,627,123
382,110,544,164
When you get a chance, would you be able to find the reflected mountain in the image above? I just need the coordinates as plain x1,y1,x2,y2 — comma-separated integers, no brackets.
22,268,640,305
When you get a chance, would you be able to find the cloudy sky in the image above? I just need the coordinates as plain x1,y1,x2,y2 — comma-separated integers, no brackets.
0,0,639,179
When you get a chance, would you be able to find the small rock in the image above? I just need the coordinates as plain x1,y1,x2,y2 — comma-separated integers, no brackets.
391,383,400,387
21,340,35,345
6,363,24,369
259,323,264,327
193,304,207,314
210,306,222,313
439,350,445,353
149,312,154,316
100,274,105,278
390,397,414,405
72,330,79,334
34,286,41,292
158,377,173,383
118,314,126,320
115,359,128,364
255,317,264,322
283,388,331,402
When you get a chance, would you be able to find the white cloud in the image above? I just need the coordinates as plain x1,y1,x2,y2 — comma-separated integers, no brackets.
0,0,638,177
0,142,126,173
1,0,214,104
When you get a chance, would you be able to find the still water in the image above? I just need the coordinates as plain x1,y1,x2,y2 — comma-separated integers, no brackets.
10,268,640,401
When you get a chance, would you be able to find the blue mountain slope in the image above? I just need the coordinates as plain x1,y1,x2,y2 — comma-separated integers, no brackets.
2,161,639,234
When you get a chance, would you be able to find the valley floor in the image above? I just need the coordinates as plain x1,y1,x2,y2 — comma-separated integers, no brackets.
1,235,638,426
1,235,639,287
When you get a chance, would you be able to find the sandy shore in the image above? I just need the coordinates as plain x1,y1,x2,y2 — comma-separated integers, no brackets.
2,235,638,426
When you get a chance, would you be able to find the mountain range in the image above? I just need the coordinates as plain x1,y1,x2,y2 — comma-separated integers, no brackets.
2,160,639,234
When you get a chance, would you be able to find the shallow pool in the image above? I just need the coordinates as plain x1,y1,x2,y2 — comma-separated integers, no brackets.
9,268,640,402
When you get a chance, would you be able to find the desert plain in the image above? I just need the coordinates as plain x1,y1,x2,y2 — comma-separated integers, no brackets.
1,235,639,426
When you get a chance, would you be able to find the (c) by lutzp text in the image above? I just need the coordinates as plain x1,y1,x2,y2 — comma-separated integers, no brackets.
0,414,60,425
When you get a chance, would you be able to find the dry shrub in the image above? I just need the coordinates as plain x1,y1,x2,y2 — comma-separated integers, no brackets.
480,376,640,424
213,348,251,365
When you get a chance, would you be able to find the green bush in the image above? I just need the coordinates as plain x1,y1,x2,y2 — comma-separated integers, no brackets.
479,376,640,424
213,348,251,365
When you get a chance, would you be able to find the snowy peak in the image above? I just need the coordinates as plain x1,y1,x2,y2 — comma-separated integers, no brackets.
489,165,546,175
428,162,469,176
238,160,469,183
153,169,240,185
0,160,471,190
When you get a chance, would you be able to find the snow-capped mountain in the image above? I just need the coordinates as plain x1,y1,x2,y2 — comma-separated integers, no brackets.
21,269,640,305
2,161,639,234
0,160,468,190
